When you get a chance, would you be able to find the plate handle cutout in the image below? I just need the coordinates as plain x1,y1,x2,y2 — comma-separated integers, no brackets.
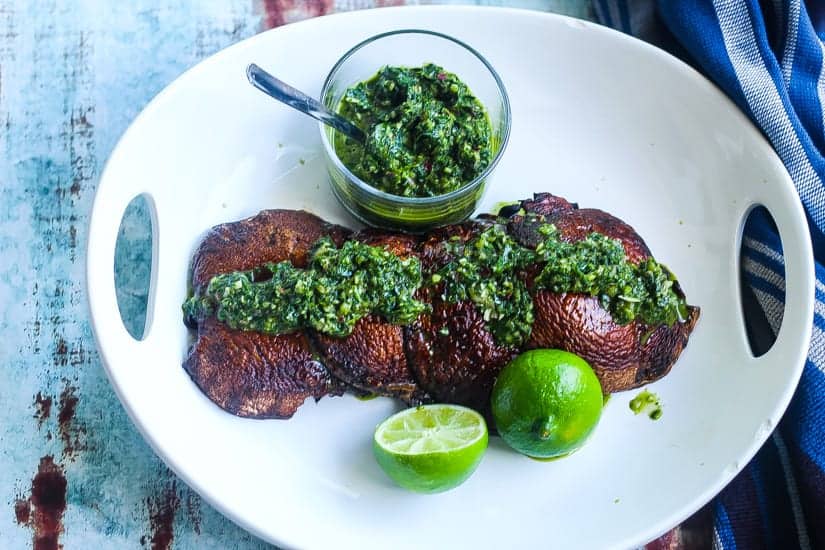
113,193,158,341
739,206,785,357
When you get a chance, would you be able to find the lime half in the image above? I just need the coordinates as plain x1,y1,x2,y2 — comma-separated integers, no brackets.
373,404,488,493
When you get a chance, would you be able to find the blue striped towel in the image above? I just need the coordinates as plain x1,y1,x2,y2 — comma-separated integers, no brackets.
595,1,825,547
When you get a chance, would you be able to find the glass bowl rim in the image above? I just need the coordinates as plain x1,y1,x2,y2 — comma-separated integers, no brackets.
318,28,512,205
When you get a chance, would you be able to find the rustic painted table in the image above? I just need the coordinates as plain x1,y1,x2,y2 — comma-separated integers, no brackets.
0,2,620,549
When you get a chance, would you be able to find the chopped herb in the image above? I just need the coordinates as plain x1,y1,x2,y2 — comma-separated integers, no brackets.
629,389,663,420
640,327,656,346
534,224,688,327
182,294,213,326
334,63,492,197
184,219,690,345
183,237,427,338
492,201,524,218
355,393,379,401
429,221,688,346
434,225,536,347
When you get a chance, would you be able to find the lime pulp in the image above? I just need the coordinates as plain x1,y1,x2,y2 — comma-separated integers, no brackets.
373,404,488,493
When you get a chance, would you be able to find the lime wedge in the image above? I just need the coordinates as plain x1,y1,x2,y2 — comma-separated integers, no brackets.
373,404,488,493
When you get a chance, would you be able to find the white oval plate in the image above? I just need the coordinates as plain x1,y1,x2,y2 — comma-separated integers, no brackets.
88,7,814,549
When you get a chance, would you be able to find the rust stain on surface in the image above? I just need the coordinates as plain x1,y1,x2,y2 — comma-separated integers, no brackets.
33,391,52,427
305,0,333,16
144,480,181,550
53,337,68,364
57,383,85,459
14,498,30,525
26,317,42,355
57,385,77,426
260,0,333,29
184,489,202,535
54,337,90,368
15,456,68,550
68,340,88,367
68,224,77,252
261,0,290,28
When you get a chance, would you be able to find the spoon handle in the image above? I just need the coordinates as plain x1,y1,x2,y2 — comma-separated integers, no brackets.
246,63,367,144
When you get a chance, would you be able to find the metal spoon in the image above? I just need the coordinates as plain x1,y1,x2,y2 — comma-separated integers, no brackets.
246,63,366,144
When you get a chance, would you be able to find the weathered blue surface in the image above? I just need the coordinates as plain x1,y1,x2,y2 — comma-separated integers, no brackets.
0,1,587,548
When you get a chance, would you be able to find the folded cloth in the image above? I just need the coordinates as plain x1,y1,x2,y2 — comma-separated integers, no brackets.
594,1,825,548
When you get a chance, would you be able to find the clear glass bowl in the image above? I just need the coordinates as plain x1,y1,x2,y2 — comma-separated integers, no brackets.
319,30,511,232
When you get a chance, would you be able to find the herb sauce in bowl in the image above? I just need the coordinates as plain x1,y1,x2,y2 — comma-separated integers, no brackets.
318,29,511,231
334,63,493,198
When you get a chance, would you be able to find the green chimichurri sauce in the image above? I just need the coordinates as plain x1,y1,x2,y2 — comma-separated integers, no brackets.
184,220,689,346
432,223,689,347
533,224,689,327
355,393,379,401
434,225,536,347
183,237,427,338
629,389,663,420
334,63,493,198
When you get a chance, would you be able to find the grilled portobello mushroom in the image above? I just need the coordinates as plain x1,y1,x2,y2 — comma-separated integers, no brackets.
184,317,343,418
404,220,517,417
190,208,351,291
508,193,700,392
184,210,350,419
183,194,700,419
309,229,428,404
